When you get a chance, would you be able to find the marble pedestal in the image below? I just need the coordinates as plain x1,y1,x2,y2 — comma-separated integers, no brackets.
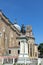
17,36,32,64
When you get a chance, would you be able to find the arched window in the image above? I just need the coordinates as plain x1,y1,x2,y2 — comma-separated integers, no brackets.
18,50,20,54
18,42,20,45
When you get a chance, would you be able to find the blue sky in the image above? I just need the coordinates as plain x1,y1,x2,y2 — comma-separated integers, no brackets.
0,0,43,44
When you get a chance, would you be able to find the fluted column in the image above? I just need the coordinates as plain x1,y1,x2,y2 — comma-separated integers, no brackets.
25,41,28,54
20,40,28,55
20,41,24,54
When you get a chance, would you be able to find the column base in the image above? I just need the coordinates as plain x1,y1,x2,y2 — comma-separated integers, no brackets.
17,53,32,64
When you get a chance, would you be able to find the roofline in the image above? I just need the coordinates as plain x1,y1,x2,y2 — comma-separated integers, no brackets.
0,10,21,35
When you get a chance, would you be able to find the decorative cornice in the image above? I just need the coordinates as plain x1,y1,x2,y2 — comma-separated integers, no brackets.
27,36,35,40
8,46,20,48
16,36,28,41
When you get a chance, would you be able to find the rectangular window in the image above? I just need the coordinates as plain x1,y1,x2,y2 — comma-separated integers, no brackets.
18,50,20,54
9,50,11,54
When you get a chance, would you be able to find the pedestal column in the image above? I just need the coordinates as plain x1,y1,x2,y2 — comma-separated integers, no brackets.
17,37,31,64
25,42,28,54
20,41,24,54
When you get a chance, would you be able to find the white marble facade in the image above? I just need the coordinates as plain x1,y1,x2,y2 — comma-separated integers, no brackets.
17,36,32,64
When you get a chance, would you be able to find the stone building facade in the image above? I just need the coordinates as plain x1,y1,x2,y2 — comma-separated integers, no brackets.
0,11,38,64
